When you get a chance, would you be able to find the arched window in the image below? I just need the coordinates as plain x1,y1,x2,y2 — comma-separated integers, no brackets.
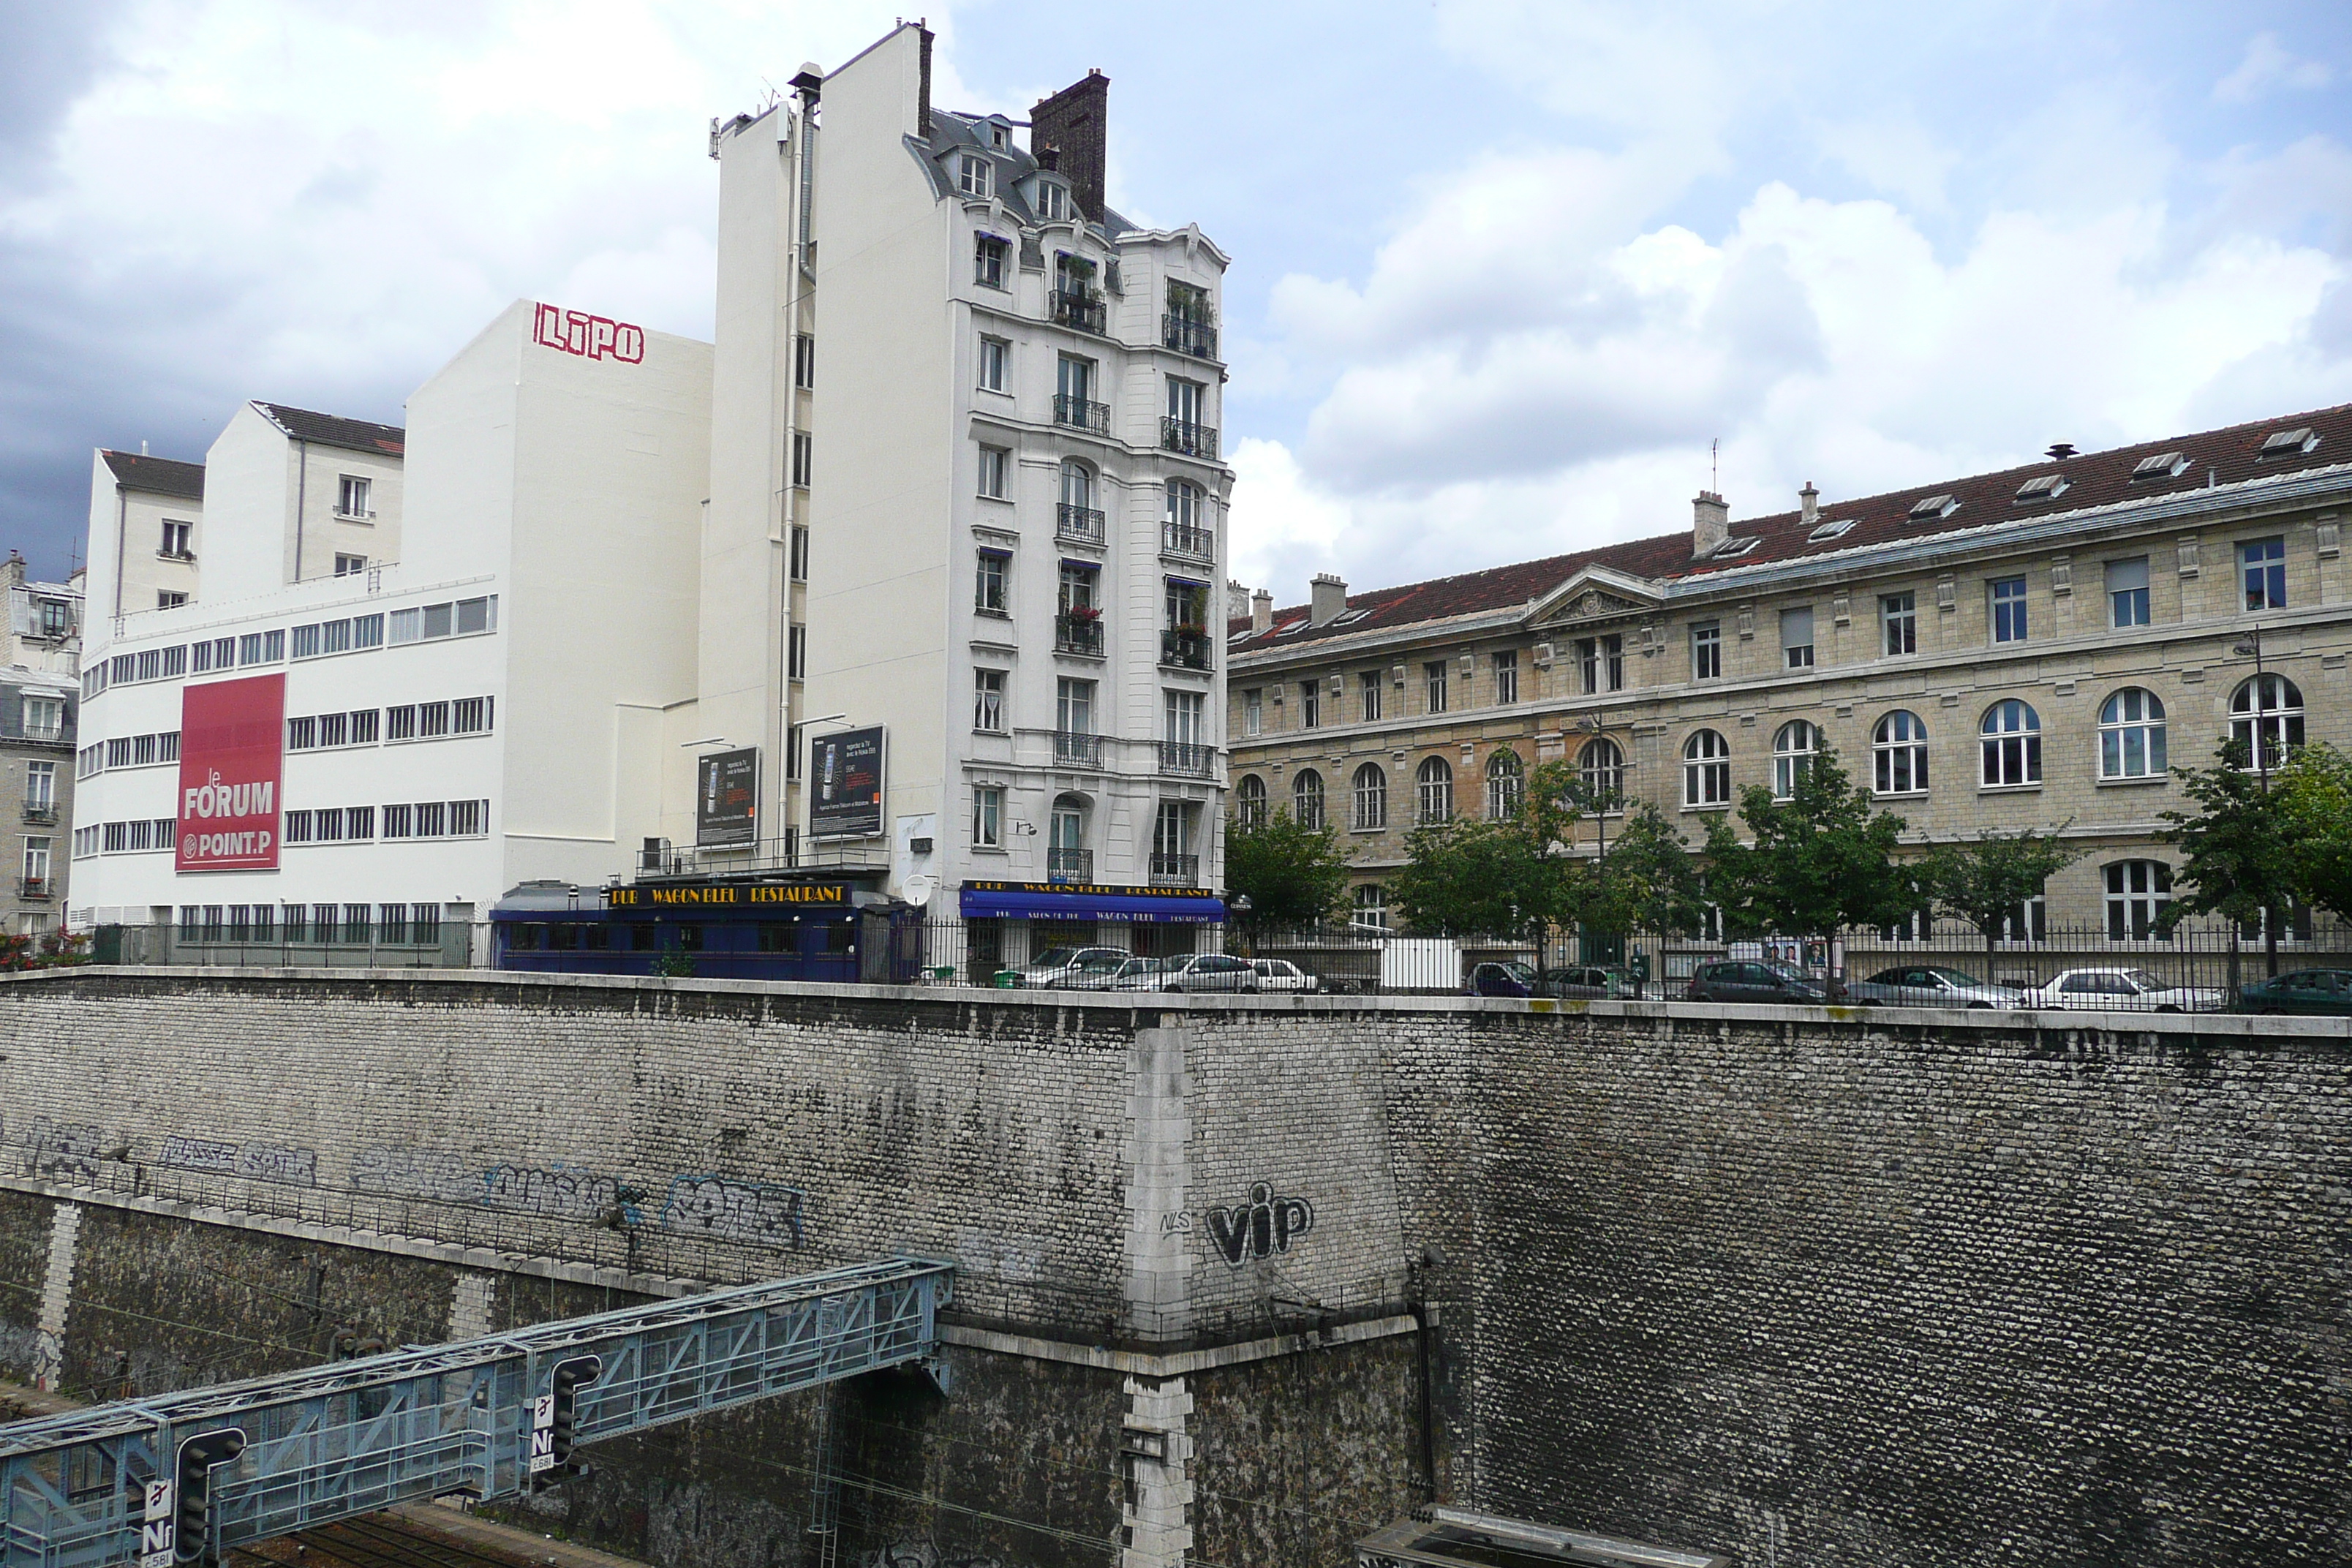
1872,710,1928,795
1416,756,1453,824
1352,883,1390,931
1772,721,1818,800
1683,729,1730,807
1059,458,1096,511
2231,674,2303,770
2104,860,2172,941
1353,762,1388,830
1292,769,1324,831
1164,478,1202,529
1487,749,1526,818
1980,700,2042,786
1049,794,1088,880
1235,773,1267,828
2098,688,2167,780
1575,739,1621,804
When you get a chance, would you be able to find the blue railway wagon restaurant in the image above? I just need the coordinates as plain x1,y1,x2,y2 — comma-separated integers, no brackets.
491,877,925,983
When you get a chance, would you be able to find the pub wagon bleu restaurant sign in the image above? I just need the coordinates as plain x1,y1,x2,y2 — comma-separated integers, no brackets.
958,879,1226,924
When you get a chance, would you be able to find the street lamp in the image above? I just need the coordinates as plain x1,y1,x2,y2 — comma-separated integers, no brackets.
2233,625,2279,978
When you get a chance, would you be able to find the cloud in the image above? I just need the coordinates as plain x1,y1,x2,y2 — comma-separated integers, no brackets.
2215,31,2334,105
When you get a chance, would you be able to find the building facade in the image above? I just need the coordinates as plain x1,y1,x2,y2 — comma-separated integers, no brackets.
1228,406,2352,941
0,554,83,933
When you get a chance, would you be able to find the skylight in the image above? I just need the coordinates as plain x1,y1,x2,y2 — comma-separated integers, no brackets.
1907,494,1958,520
1330,608,1372,626
1713,536,1760,558
2131,452,2189,481
2014,475,2069,502
1274,618,1307,636
1806,519,1855,542
2260,427,2315,459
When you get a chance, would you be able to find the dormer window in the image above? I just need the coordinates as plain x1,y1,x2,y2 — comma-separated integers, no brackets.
1907,494,1958,521
1036,180,1069,221
2131,451,2189,482
957,154,990,198
1713,536,1760,559
2260,427,2316,459
2014,474,2069,502
1807,519,1854,542
990,124,1008,150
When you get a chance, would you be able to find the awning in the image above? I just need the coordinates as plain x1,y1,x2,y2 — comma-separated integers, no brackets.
959,884,1226,924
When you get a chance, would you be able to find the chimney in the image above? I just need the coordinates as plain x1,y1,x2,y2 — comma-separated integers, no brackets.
1799,481,1819,527
1251,588,1273,634
1030,69,1109,221
1309,573,1348,627
914,23,934,137
1692,491,1729,559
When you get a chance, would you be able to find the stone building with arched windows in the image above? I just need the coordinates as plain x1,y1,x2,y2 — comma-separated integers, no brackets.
1225,403,2352,941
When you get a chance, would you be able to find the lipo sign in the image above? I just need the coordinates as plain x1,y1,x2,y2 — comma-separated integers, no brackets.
176,674,284,872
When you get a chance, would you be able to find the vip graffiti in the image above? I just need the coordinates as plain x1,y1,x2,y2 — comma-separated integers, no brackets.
660,1175,804,1249
483,1164,617,1220
533,302,646,363
1205,1183,1314,1267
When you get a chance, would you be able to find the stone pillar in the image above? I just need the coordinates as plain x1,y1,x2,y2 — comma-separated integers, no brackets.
1122,1018,1192,1341
1120,1373,1195,1568
448,1273,497,1341
33,1202,81,1392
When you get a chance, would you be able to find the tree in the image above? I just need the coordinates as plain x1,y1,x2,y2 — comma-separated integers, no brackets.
1565,803,1708,938
1921,826,2081,984
2273,742,2352,921
1701,747,1912,935
1224,810,1351,943
2160,740,2296,979
1391,816,1560,938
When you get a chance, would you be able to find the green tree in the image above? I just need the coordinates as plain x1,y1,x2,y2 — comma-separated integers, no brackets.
2274,742,2352,920
1920,826,2081,984
2160,740,2296,978
1391,816,1559,937
1567,802,1708,938
1701,747,1912,935
1224,809,1351,943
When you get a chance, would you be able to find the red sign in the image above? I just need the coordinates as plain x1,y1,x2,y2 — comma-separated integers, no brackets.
176,674,284,872
533,302,645,363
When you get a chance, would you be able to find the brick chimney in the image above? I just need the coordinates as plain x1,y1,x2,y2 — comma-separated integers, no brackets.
1799,481,1819,527
1251,588,1273,634
1692,491,1729,559
1030,69,1109,221
1309,573,1348,627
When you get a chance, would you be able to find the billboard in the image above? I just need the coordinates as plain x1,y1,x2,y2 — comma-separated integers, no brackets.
696,747,759,847
176,674,285,872
809,726,884,839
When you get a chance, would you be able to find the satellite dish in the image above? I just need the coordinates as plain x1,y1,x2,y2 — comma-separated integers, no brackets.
902,875,937,906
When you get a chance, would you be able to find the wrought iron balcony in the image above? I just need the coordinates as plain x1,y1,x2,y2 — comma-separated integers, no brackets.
19,876,51,900
1054,394,1111,434
1052,290,1107,335
1055,613,1105,656
1158,741,1214,777
1057,503,1106,543
20,804,56,826
1162,314,1218,359
1047,847,1093,883
1161,521,1214,561
1148,853,1199,887
1161,417,1219,460
1159,630,1212,670
1052,731,1104,768
23,725,65,745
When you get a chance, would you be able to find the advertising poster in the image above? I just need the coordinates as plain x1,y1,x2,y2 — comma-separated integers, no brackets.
696,747,760,847
810,725,885,838
176,673,285,872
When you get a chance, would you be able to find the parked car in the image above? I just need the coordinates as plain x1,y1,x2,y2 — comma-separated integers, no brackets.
1684,960,1831,1005
2236,968,2352,1014
1160,953,1261,993
1843,965,2027,1009
1018,946,1131,989
1250,958,1322,993
1466,960,1540,998
1102,957,1176,992
1535,965,1639,1000
2022,967,2228,1012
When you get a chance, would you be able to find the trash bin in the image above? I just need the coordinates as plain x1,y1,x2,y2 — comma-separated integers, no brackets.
925,965,957,984
993,970,1020,988
93,924,124,965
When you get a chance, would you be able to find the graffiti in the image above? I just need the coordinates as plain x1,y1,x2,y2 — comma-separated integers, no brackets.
483,1164,617,1221
865,1545,1004,1568
162,1134,238,1174
161,1135,317,1186
660,1175,804,1249
18,1118,101,1180
533,301,646,364
351,1147,483,1205
1158,1212,1194,1235
1204,1183,1315,1267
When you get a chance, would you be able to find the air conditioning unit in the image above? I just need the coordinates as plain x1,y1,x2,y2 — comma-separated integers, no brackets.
1533,642,1556,668
1457,653,1475,678
1327,674,1344,696
1391,664,1407,688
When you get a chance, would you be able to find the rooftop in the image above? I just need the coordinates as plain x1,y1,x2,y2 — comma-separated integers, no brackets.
254,402,406,458
99,451,205,501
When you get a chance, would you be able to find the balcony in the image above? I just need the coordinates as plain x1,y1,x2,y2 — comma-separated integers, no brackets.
19,876,52,901
1054,394,1111,435
1162,314,1218,359
1055,613,1105,657
21,804,56,826
1052,731,1104,768
1056,503,1106,543
1159,630,1212,671
1161,417,1219,461
1148,853,1199,887
1158,741,1214,777
1052,290,1107,335
23,726,65,745
1047,847,1093,883
1161,521,1214,562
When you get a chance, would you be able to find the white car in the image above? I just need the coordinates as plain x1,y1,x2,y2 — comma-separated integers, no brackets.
1019,946,1131,989
1104,957,1176,992
2024,967,2228,1013
1249,958,1322,993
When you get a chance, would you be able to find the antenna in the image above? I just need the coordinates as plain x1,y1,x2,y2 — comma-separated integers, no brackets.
1710,438,1718,493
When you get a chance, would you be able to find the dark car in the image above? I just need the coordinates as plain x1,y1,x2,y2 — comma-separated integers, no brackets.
1684,960,1830,1005
1535,965,1639,1000
2237,968,2352,1014
1466,961,1539,998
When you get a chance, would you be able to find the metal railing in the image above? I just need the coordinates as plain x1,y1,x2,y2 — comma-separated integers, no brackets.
1148,853,1199,887
1047,847,1093,882
19,875,51,900
1052,289,1107,334
1052,731,1104,768
1161,520,1214,560
21,803,56,825
1056,503,1106,543
1162,314,1218,359
636,836,883,879
1158,740,1215,777
1055,614,1105,655
1053,393,1110,434
1161,417,1218,460
1160,630,1213,670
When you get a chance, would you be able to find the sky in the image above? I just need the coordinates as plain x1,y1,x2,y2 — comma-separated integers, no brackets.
2,1,2349,603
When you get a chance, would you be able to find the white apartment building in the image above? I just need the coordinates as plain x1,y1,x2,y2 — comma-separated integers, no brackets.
710,24,1235,957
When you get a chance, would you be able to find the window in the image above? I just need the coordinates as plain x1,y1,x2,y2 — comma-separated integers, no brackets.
1360,671,1382,723
976,548,1009,612
334,554,366,577
2105,861,2173,941
1417,756,1453,823
1575,634,1624,693
1425,660,1449,713
1300,679,1321,729
1055,676,1094,736
1237,774,1267,827
2231,674,2303,769
973,785,1002,848
958,151,991,197
2098,688,2167,780
1488,748,1528,817
978,336,1009,392
385,705,415,741
1164,690,1205,753
1243,688,1262,737
975,234,1007,287
1293,769,1325,830
1492,650,1519,704
25,762,53,810
451,698,491,734
1779,608,1813,669
2107,557,2149,627
1036,180,1068,221
791,433,812,488
788,625,807,679
158,590,187,609
1980,699,2043,787
162,645,187,674
418,701,451,738
105,737,131,767
794,333,815,388
1990,576,2028,643
790,526,810,581
1165,479,1202,530
1055,354,1095,413
291,624,320,658
1164,578,1210,636
337,475,370,518
161,520,191,557
1873,710,1928,794
1353,763,1387,830
449,799,486,836
1353,884,1390,931
344,806,375,840
353,614,383,649
1692,622,1722,681
2242,537,2286,611
417,801,445,836
1683,730,1730,807
22,697,61,742
382,803,412,839
1772,721,1819,799
973,668,1005,732
287,715,317,751
1882,592,1917,655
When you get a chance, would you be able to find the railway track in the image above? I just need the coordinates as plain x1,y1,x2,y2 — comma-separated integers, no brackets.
231,1511,540,1568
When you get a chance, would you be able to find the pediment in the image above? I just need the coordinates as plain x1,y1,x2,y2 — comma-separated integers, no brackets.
1529,564,1663,628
